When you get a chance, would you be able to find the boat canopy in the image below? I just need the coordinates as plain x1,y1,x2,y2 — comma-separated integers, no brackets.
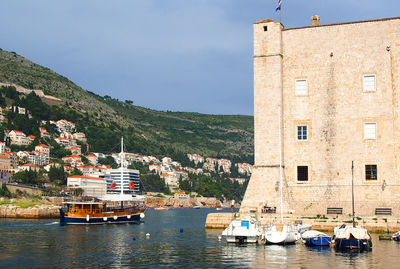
335,226,370,240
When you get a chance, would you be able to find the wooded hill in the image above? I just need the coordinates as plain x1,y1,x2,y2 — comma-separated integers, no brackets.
0,49,254,163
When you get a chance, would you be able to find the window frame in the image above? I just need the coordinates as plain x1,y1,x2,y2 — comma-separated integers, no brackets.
365,164,377,181
297,125,308,141
297,166,309,182
295,79,308,96
363,74,376,92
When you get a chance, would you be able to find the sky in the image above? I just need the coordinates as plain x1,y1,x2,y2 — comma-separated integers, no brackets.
0,1,398,115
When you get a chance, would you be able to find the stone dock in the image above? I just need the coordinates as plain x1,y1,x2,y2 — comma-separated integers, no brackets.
205,212,400,234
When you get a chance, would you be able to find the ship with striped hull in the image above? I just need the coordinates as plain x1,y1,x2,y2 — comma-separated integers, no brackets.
60,195,146,225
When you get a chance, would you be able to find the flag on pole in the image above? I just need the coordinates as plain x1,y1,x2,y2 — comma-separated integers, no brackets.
276,0,282,11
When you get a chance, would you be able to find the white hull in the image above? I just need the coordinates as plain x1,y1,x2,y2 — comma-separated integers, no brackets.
263,225,297,245
222,217,260,244
225,235,258,244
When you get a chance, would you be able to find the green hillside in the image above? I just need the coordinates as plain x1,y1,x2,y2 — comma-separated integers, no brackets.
0,49,254,163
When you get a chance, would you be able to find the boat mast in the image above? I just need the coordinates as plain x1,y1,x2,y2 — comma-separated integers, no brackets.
351,160,355,227
120,137,124,195
278,105,284,224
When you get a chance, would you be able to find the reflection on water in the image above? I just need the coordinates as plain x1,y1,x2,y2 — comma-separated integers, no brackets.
0,210,400,268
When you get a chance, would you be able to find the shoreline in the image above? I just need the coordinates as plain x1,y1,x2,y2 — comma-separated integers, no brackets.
205,212,400,234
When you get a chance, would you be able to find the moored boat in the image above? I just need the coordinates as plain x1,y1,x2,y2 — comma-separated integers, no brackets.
333,162,372,251
216,207,223,211
193,205,200,209
262,224,297,245
333,225,372,250
392,231,400,241
302,230,331,246
221,216,260,244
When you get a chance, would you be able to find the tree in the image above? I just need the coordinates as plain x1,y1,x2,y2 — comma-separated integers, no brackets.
12,170,39,185
0,183,13,198
48,166,67,184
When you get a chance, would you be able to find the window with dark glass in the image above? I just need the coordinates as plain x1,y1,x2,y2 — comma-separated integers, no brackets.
297,126,307,140
297,166,308,181
365,165,377,180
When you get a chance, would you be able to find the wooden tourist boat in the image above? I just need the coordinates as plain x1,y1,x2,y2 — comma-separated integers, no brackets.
60,195,146,225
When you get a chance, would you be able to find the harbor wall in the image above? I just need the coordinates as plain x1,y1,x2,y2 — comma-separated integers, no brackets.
205,212,400,234
146,196,221,208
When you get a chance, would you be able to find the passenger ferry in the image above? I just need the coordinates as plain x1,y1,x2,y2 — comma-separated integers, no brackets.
60,137,147,225
60,195,146,225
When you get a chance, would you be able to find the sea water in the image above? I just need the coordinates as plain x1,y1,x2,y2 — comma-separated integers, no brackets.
0,208,399,268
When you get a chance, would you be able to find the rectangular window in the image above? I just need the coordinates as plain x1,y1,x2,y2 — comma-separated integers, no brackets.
363,75,376,92
297,126,307,140
297,166,308,181
295,79,307,95
365,165,377,180
364,123,376,139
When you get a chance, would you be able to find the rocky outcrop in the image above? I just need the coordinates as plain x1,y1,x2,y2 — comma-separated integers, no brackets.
0,198,60,219
146,196,222,208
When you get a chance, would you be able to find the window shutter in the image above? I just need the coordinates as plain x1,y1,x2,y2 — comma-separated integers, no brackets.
363,75,376,92
295,80,307,95
364,123,376,139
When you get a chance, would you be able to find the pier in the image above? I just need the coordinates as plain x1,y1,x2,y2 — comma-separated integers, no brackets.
205,212,400,233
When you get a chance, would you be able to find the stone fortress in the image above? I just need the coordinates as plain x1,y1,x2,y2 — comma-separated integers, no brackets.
240,16,400,217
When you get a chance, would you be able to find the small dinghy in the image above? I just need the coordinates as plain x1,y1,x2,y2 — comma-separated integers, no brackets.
221,216,260,244
302,230,331,246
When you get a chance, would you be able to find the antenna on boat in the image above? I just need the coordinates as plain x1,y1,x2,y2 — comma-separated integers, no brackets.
278,105,284,224
351,160,355,227
120,136,124,195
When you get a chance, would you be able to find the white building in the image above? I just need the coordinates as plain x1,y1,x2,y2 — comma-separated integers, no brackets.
8,130,29,146
18,163,40,172
56,119,76,133
108,167,140,194
67,175,107,196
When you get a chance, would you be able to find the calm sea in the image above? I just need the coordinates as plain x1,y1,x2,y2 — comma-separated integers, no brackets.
0,208,399,268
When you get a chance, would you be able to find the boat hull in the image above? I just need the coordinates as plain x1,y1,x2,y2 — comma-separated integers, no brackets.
265,231,297,245
225,235,258,244
304,236,332,247
334,238,372,250
60,209,142,225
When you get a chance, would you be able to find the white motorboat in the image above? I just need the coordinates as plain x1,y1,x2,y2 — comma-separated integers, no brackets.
221,216,260,244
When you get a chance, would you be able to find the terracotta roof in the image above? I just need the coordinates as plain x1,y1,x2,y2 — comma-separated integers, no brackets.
12,130,24,134
36,144,49,147
0,155,9,159
68,175,104,181
20,163,40,168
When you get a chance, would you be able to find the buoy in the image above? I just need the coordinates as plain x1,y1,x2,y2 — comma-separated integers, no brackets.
86,214,90,222
140,213,145,219
103,217,107,221
113,216,118,220
180,228,184,233
127,215,131,219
